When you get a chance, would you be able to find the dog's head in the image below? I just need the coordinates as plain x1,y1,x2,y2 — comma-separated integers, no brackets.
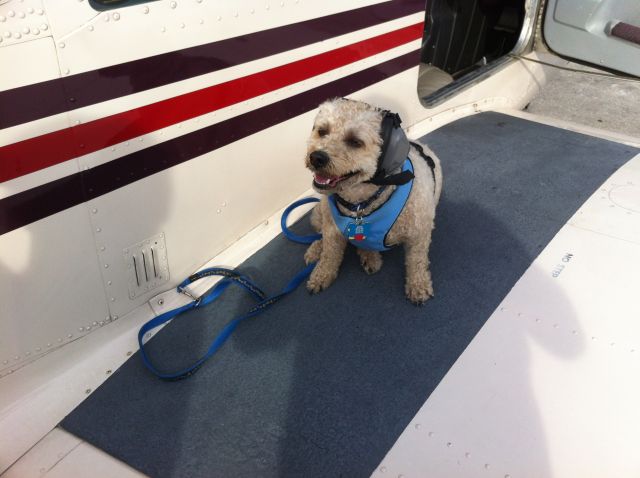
306,98,385,194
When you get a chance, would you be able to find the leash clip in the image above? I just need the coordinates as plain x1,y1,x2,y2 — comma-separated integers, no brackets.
178,285,202,306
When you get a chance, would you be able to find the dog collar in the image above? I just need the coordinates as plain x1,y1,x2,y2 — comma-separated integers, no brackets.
334,185,388,213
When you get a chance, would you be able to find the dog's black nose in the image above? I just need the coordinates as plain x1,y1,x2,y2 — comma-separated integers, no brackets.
309,150,330,169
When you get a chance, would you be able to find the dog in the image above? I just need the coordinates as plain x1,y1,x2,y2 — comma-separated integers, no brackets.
303,98,443,304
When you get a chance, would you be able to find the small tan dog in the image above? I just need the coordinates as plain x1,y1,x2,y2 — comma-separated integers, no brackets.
304,98,442,304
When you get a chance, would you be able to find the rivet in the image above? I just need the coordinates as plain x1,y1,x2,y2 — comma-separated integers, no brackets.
610,342,615,346
535,318,541,323
280,1,284,5
93,321,98,326
110,297,115,302
250,8,255,13
199,18,204,24
104,264,109,268
158,299,164,306
234,12,238,17
14,32,22,39
58,338,63,342
86,326,92,331
63,68,70,75
447,442,453,447
8,10,15,17
161,26,166,32
592,336,597,340
92,208,98,214
222,201,227,207
126,350,133,356
0,15,5,22
36,347,41,352
28,7,34,13
170,1,177,7
414,423,421,430
2,360,7,365
113,12,120,21
88,25,94,31
398,475,404,478
505,475,511,478
216,15,221,20
125,141,130,146
631,349,636,353
26,351,31,356
103,14,110,22
68,334,73,338
114,315,119,320
379,466,386,473
572,330,577,335
41,23,48,30
106,370,112,374
99,321,104,326
428,431,434,437
37,9,44,15
180,22,185,28
216,209,221,213
143,6,149,13
59,42,65,48
85,388,92,394
484,464,490,470
79,327,84,331
46,343,52,347
18,11,25,18
3,32,9,38
100,246,106,252
465,452,471,458
266,5,270,10
553,323,559,328
14,356,19,360
22,27,29,34
96,227,102,232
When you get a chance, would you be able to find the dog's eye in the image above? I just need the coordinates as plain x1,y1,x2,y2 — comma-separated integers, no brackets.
317,128,329,137
346,137,364,148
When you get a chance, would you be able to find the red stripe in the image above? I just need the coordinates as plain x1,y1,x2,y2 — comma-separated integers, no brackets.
0,23,422,184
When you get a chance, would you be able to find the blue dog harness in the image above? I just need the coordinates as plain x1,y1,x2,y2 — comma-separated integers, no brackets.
328,159,414,251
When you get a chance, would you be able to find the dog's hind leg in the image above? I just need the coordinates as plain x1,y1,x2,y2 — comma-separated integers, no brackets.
403,233,434,305
357,249,383,275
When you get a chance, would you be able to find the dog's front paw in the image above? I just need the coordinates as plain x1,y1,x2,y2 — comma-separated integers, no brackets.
304,240,322,265
405,280,434,305
357,249,383,275
306,266,337,294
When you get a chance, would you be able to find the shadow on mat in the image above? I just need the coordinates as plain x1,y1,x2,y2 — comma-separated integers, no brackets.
223,200,586,478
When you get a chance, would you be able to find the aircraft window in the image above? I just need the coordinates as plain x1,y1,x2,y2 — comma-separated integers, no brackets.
418,0,533,106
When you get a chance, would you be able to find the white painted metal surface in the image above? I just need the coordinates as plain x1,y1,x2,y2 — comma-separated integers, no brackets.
373,152,640,477
4,428,145,478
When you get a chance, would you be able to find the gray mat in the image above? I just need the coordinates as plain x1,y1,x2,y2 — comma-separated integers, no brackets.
61,113,638,478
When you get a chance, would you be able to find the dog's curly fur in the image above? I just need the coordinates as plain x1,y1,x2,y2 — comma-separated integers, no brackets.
304,98,443,304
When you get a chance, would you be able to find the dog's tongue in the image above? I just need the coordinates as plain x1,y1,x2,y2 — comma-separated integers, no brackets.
314,173,339,186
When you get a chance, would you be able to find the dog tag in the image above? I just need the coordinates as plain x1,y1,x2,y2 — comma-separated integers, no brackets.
346,222,370,242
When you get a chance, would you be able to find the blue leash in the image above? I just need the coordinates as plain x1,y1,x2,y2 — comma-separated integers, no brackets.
138,197,320,380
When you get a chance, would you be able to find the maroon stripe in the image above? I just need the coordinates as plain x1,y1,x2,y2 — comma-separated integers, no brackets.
0,49,420,235
0,0,423,130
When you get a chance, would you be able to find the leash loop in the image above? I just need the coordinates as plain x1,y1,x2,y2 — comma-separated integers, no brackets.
138,198,320,380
